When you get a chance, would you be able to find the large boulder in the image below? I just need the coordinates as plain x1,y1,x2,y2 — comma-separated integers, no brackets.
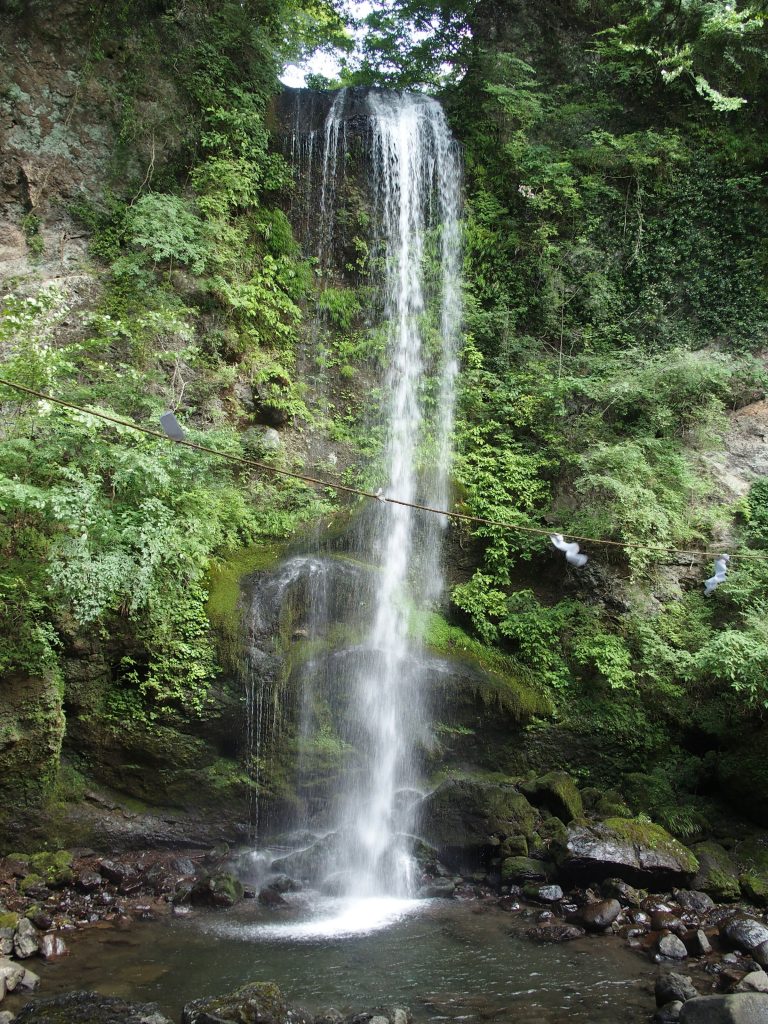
519,772,583,824
418,780,537,871
182,981,287,1024
691,842,741,902
679,993,768,1023
719,915,768,964
554,817,699,889
13,991,173,1023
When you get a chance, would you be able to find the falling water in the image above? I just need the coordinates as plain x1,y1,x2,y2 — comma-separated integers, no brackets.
256,88,462,908
339,91,462,897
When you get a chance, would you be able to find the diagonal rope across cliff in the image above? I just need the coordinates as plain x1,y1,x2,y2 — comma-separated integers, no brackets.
0,376,762,565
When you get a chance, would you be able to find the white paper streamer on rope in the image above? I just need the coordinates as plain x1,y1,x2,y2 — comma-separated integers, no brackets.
704,553,730,596
550,533,588,568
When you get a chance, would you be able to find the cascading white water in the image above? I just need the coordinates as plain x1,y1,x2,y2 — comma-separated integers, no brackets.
334,90,462,897
252,89,462,920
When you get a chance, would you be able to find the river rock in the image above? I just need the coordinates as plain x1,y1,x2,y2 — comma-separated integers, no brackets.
531,884,563,903
580,898,621,931
554,818,699,889
720,916,768,961
659,935,689,960
13,919,39,959
654,1001,684,1023
0,959,24,993
0,931,12,958
13,991,173,1022
518,772,583,824
675,890,716,916
736,971,768,993
418,780,537,870
525,924,585,943
679,993,768,1022
258,887,288,908
684,929,713,956
97,860,136,886
500,857,551,884
656,973,700,1006
182,981,287,1024
190,872,243,908
417,878,456,898
692,843,741,902
601,877,645,906
0,1012,14,1024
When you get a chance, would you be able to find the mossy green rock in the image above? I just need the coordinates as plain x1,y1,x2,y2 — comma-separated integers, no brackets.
520,772,583,824
555,817,699,890
182,981,286,1024
737,835,768,906
501,856,552,884
27,850,74,888
190,872,243,908
691,841,741,902
0,911,19,929
419,779,537,870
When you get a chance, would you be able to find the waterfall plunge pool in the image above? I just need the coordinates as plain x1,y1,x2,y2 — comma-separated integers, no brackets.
18,896,661,1023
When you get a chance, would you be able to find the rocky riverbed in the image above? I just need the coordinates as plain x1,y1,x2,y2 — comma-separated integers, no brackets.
3,836,768,1024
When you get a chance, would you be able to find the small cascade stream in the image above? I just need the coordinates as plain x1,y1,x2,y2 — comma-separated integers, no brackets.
241,87,462,918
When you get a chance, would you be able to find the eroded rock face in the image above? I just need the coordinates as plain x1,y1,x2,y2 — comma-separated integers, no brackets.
417,780,537,871
554,818,699,890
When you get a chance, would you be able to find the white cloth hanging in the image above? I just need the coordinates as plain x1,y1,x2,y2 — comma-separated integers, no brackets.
704,553,730,596
550,533,588,568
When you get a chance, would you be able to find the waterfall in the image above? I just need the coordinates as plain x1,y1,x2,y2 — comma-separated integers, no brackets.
261,88,462,903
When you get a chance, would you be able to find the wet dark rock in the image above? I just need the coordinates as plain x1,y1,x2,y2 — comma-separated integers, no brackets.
653,911,686,934
171,857,196,877
417,878,456,898
755,941,768,968
269,874,300,894
659,934,689,960
518,772,583,824
13,990,173,1023
76,869,103,893
271,834,343,882
675,891,716,917
656,973,700,1006
554,818,699,889
500,857,551,884
684,929,713,956
191,872,244,908
525,923,585,943
98,860,136,886
601,877,645,907
654,999,684,1022
678,993,768,1022
720,917,768,961
183,980,287,1024
418,780,537,871
580,898,622,931
259,887,289,908
692,844,742,903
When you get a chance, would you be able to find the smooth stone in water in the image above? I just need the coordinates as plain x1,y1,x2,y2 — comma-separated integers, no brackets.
679,993,768,1023
0,960,24,993
39,933,68,960
654,1002,684,1024
183,981,287,1024
525,924,585,943
13,920,39,959
720,917,768,956
656,973,700,1006
658,934,689,960
675,890,716,916
417,878,456,898
580,898,621,931
736,971,768,993
684,930,713,956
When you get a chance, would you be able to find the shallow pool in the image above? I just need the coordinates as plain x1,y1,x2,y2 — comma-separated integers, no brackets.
13,894,664,1023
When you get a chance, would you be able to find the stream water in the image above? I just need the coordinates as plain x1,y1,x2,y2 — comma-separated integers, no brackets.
16,899,659,1023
